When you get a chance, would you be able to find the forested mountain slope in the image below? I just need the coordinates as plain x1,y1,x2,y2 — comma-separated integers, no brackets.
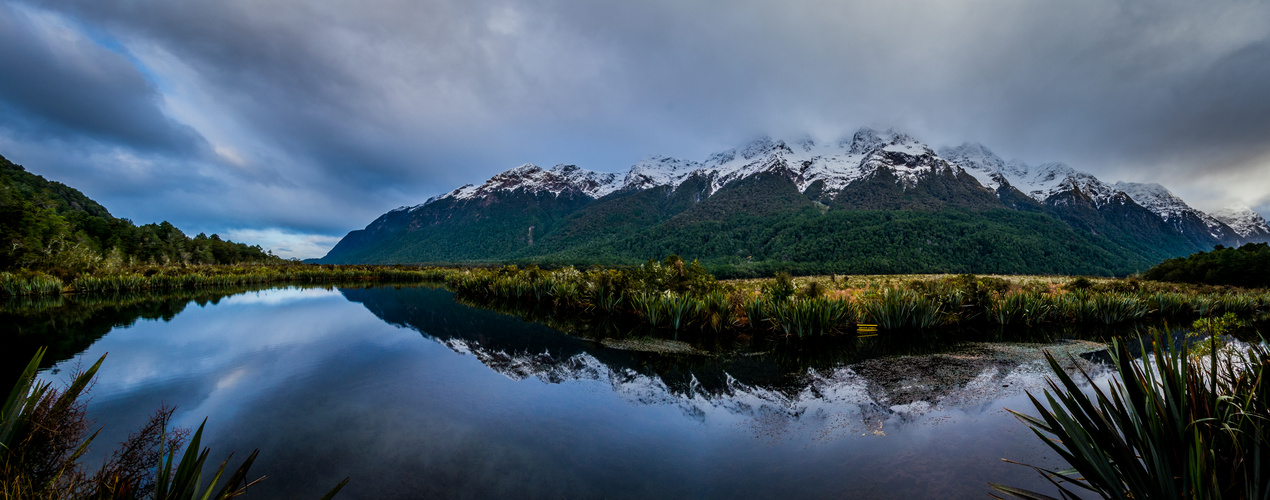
319,129,1259,276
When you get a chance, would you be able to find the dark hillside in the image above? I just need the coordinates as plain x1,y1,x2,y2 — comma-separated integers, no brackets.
0,154,278,273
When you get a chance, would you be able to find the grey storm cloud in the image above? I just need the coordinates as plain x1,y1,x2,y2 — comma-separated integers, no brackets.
2,0,1269,258
0,4,203,154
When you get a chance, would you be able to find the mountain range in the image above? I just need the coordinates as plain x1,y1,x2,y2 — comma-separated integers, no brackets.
317,128,1270,276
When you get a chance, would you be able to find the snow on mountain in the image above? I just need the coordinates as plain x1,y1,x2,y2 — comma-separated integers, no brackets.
417,128,972,209
941,143,1121,207
688,128,952,194
854,130,953,189
623,155,700,191
430,163,621,205
414,130,1228,235
1008,162,1120,206
938,147,1244,241
1112,182,1225,230
938,143,1009,191
1211,206,1270,239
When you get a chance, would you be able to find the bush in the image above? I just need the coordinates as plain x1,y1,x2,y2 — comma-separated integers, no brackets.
994,331,1270,499
1065,276,1093,291
762,272,796,301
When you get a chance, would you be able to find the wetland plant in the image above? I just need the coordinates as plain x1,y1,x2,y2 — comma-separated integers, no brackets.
693,290,734,333
0,272,63,296
767,297,855,337
859,288,943,330
742,297,771,330
0,348,348,499
446,264,1270,340
993,330,1270,499
989,292,1056,326
762,272,797,301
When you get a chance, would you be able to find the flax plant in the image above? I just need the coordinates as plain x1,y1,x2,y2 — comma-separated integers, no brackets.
2,349,350,499
992,331,1270,499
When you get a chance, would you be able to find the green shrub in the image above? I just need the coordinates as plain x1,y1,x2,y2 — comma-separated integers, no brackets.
994,330,1270,499
762,272,797,301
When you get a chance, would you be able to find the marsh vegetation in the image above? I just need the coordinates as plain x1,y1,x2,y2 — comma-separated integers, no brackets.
445,257,1270,342
0,264,451,297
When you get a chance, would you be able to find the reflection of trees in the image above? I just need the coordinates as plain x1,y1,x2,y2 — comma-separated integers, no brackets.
2,287,264,386
0,283,387,387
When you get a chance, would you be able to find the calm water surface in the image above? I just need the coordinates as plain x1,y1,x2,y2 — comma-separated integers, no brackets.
18,285,1104,499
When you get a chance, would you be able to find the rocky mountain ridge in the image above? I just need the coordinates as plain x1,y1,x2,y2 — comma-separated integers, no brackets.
319,128,1267,274
412,129,1254,243
1211,207,1270,240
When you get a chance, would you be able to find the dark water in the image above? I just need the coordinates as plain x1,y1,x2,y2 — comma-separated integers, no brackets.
16,285,1107,499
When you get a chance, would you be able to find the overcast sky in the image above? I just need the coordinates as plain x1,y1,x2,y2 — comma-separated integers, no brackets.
2,0,1269,259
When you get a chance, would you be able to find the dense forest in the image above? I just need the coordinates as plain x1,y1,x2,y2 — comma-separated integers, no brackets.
1144,243,1270,287
0,154,280,275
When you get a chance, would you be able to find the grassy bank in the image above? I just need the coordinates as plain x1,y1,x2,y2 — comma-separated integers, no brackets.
8,258,1267,340
445,258,1270,339
0,264,452,297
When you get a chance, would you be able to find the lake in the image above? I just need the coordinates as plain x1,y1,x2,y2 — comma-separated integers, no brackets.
11,284,1112,499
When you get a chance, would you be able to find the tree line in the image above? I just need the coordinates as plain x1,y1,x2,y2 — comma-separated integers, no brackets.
1144,242,1270,287
0,154,280,276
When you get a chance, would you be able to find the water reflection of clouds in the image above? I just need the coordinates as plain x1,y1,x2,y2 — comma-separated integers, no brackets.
38,286,1115,498
42,287,415,428
215,287,344,307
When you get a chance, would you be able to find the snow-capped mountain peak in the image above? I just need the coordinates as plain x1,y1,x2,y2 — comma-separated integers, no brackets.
1112,182,1190,222
423,129,979,209
940,149,1122,207
739,135,791,160
432,162,622,204
843,128,928,156
623,155,700,191
938,143,1008,191
691,128,948,194
1210,206,1270,239
415,129,1240,246
794,135,817,152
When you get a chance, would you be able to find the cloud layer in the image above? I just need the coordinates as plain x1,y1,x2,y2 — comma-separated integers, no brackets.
2,0,1269,257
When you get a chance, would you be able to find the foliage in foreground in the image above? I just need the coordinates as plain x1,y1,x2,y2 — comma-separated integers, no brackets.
1,348,348,499
992,331,1270,499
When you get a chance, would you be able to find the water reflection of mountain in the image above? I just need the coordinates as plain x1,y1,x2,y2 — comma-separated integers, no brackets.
342,286,1109,433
